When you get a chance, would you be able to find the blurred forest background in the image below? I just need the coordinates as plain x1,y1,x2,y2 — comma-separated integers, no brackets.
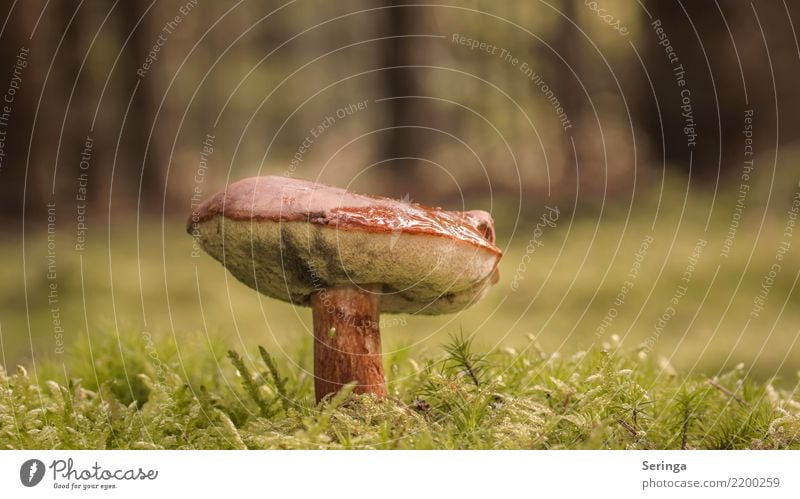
1,1,799,384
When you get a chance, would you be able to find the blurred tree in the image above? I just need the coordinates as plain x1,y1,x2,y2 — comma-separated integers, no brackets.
379,0,429,197
0,1,44,220
551,0,582,125
637,1,798,182
119,0,169,212
55,1,91,203
638,0,732,181
549,0,582,202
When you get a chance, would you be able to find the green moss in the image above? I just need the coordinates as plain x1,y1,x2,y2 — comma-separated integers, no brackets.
1,330,798,450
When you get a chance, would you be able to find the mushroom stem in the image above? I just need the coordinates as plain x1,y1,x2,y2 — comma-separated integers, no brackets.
311,285,387,402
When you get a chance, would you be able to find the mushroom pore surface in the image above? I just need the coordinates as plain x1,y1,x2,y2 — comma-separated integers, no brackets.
189,176,502,315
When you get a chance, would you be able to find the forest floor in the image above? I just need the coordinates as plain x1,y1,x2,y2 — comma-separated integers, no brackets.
2,330,798,449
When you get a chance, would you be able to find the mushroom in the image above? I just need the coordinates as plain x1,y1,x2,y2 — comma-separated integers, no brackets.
188,176,502,402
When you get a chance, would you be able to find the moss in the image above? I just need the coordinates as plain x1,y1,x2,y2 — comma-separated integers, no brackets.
1,330,798,450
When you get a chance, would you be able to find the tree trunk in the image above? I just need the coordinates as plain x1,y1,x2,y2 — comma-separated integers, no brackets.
0,1,43,221
120,0,168,212
380,1,427,197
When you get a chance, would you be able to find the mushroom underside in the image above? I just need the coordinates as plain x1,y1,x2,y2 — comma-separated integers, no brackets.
196,216,499,315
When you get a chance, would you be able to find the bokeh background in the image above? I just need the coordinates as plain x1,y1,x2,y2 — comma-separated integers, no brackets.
1,1,799,385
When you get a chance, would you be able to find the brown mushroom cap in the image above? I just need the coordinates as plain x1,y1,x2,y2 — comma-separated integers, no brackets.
188,176,502,314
